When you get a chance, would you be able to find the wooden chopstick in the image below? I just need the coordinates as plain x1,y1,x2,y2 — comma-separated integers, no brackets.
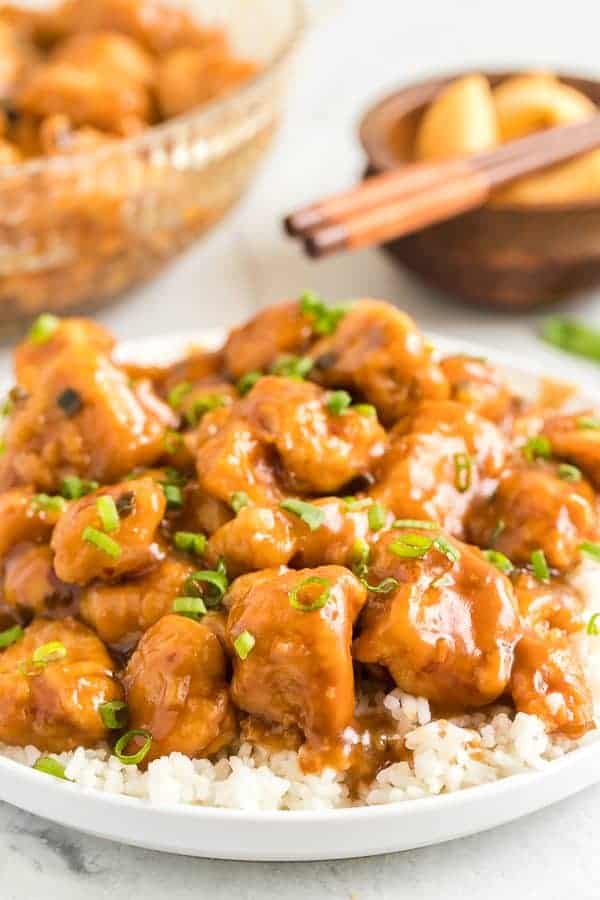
285,116,600,258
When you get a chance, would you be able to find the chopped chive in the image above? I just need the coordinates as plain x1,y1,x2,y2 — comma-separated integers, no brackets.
577,417,600,430
162,484,183,509
299,291,348,336
580,541,600,563
326,390,352,415
531,549,550,582
174,531,206,556
353,404,376,418
390,533,433,559
114,729,152,766
587,613,600,635
185,394,226,426
32,641,67,666
57,387,83,417
280,498,324,532
96,495,119,533
343,496,372,510
0,624,23,649
393,518,438,530
173,596,207,619
362,576,399,594
83,526,121,559
270,355,313,379
162,467,187,486
522,435,552,463
31,494,67,514
237,371,262,395
558,463,582,483
33,757,67,779
433,536,460,563
231,491,249,514
234,630,255,660
60,476,99,499
289,576,331,612
184,563,228,608
100,700,129,730
162,429,183,454
483,549,514,574
368,502,387,532
454,452,472,492
351,538,370,579
28,313,59,344
541,317,600,363
167,381,192,409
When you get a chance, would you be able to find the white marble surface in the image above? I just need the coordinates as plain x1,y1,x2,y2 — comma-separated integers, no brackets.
2,0,600,896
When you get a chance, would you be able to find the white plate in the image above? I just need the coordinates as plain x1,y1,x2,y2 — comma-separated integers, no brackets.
0,329,598,862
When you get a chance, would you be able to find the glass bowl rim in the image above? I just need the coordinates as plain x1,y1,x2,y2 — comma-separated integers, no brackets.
0,0,306,180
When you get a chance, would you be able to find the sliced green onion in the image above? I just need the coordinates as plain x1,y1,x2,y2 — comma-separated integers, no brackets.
280,498,324,532
33,641,67,666
0,624,23,649
114,729,152,766
33,757,67,779
454,452,472,492
558,463,582,483
343,496,372,510
100,700,129,730
96,495,119,533
531,549,550,582
491,519,506,542
173,596,207,619
289,576,331,612
184,564,228,608
353,404,376,418
167,381,192,409
580,541,600,563
162,467,187,486
234,630,255,660
31,494,66,514
368,502,387,532
326,390,352,415
587,613,600,635
162,429,183,454
0,438,6,456
185,394,226,426
522,435,552,463
237,371,262,395
231,491,249,513
433,536,460,563
28,313,59,344
299,291,348,336
541,317,600,363
393,518,438,530
351,538,370,579
60,476,99,499
362,576,399,594
0,396,12,417
577,417,600,430
390,533,433,559
162,484,183,509
483,549,515,574
270,355,313,379
83,526,121,559
174,531,206,556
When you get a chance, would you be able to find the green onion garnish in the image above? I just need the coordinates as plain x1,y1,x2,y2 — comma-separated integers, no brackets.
432,573,454,589
28,313,59,344
522,435,552,463
184,563,228,608
270,355,313,379
541,317,600,363
234,630,255,660
33,757,67,779
162,467,187,486
433,536,460,563
558,463,582,483
299,291,348,336
32,641,67,666
162,429,183,454
454,452,472,492
362,576,399,594
185,394,226,426
577,417,600,430
343,496,372,510
231,491,249,513
167,381,192,409
31,494,67,514
289,576,331,612
237,371,262,395
580,541,600,563
326,390,352,415
483,549,514,574
491,519,506,542
393,518,438,530
114,729,153,766
280,498,324,532
0,438,6,456
100,700,129,730
0,624,23,649
531,549,550,582
96,495,119,533
162,484,183,510
60,476,99,499
173,596,207,619
351,539,370,579
368,502,387,532
587,613,600,635
353,404,376,418
174,531,206,556
83,526,121,559
390,533,433,559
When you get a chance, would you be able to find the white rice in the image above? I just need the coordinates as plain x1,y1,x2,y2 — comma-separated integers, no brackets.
2,561,600,812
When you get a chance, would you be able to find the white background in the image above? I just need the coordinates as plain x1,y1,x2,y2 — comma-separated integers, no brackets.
1,1,600,897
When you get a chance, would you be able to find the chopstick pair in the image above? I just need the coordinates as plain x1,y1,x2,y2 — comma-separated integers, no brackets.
285,116,600,258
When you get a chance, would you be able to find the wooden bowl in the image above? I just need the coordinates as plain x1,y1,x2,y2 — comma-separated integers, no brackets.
359,70,600,311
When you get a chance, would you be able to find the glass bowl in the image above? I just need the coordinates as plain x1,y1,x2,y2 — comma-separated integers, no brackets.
0,0,305,324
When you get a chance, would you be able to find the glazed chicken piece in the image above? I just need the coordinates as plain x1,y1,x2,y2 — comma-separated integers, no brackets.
52,477,165,585
174,481,232,537
223,301,315,381
226,566,367,766
80,555,195,648
0,617,122,751
123,614,236,762
207,497,387,577
3,542,75,617
371,401,506,539
1,340,175,491
542,413,600,488
353,528,521,708
467,464,598,571
52,30,155,85
511,632,593,738
309,299,448,425
157,46,257,119
0,488,62,558
440,354,516,425
242,376,387,494
514,571,585,634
